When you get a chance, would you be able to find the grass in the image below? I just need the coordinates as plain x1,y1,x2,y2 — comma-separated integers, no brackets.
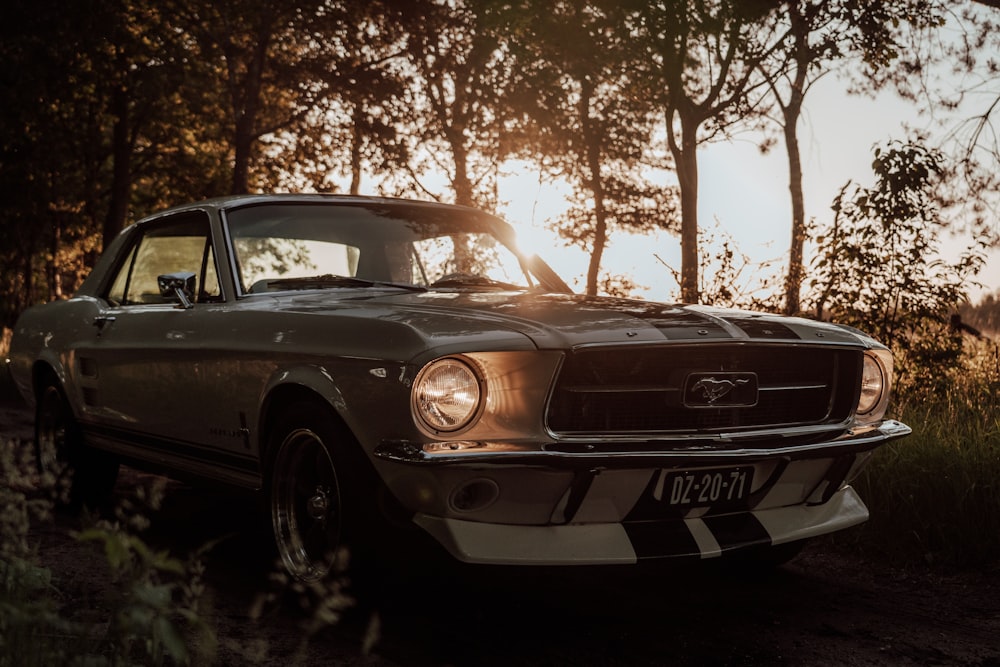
845,340,1000,569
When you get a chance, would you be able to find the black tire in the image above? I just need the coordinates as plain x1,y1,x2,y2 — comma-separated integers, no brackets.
35,381,119,509
267,402,369,583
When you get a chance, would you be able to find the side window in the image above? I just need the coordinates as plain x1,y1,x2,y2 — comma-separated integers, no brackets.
105,212,222,306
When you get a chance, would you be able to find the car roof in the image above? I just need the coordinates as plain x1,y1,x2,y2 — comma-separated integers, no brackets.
135,193,491,225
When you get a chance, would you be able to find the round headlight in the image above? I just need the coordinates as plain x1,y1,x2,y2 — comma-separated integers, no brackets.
413,358,483,433
857,354,885,415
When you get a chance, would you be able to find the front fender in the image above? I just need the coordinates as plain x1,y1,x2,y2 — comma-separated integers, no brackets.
10,297,107,411
13,328,70,411
257,359,415,459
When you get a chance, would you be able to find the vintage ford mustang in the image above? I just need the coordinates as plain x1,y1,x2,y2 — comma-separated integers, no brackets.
8,194,910,581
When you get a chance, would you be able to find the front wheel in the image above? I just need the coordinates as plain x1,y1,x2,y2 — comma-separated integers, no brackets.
268,406,360,582
35,382,119,508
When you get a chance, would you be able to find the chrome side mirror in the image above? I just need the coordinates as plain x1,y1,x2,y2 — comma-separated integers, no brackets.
157,272,196,309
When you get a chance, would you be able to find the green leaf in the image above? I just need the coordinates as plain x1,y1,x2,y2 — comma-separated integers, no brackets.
154,615,189,663
132,583,174,614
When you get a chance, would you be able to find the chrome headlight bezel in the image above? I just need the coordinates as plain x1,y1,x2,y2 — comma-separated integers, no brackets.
855,349,893,425
412,356,486,435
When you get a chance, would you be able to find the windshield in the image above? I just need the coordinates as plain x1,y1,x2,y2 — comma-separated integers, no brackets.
225,202,543,294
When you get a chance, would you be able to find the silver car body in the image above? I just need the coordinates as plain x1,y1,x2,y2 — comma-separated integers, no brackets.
8,194,910,567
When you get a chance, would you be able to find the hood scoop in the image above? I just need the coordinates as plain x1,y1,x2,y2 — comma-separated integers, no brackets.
726,317,801,340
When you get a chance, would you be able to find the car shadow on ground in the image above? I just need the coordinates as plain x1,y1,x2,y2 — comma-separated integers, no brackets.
114,467,843,666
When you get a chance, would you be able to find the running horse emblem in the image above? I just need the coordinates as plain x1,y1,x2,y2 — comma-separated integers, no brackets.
691,376,751,404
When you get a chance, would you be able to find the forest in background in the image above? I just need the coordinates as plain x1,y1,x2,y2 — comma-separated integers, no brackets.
2,5,1000,660
1,0,999,333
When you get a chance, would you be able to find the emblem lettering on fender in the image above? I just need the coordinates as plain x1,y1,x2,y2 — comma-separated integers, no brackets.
684,372,758,407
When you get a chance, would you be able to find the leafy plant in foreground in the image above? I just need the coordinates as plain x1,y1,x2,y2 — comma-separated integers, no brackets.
0,437,70,667
74,478,217,666
248,548,379,665
0,434,217,666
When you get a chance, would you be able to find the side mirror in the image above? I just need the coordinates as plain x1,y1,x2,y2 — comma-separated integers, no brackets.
157,272,196,309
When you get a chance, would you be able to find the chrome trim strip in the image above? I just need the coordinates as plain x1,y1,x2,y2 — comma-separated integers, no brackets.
759,383,828,392
560,383,828,394
562,385,682,393
375,420,911,466
568,339,868,352
81,421,260,488
547,419,856,443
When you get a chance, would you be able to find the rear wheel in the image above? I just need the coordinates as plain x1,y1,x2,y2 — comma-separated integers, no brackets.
35,381,119,508
268,404,362,582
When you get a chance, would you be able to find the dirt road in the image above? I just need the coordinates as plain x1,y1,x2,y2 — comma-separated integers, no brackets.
5,396,999,666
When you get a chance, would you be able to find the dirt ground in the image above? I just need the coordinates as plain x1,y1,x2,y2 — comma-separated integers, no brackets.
3,395,1000,666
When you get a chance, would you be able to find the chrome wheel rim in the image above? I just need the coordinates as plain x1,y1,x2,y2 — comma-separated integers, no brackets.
271,428,341,582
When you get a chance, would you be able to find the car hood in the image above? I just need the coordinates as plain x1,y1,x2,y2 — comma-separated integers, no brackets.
278,289,871,351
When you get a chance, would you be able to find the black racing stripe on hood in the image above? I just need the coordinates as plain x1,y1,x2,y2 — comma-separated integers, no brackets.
725,317,802,340
598,300,733,340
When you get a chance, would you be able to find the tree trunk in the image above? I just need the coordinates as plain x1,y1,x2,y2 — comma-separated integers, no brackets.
449,127,475,208
668,110,701,303
231,116,254,195
47,221,62,301
103,84,132,250
22,251,34,310
349,104,363,195
227,29,270,196
582,85,606,297
585,171,608,297
783,114,806,315
782,2,809,316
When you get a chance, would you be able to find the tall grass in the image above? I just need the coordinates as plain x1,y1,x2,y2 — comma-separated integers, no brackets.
847,340,1000,568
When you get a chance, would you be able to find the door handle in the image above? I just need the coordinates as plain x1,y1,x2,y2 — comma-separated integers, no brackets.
92,315,117,331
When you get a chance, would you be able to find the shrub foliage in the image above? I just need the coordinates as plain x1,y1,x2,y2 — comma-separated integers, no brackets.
808,140,986,396
805,140,999,568
0,440,216,666
848,340,1000,567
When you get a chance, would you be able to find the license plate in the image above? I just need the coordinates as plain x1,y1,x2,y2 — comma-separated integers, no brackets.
661,466,754,508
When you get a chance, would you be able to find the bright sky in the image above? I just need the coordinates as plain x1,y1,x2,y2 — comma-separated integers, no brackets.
497,74,1000,306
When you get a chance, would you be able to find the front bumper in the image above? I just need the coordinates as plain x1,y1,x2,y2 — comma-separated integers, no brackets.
415,485,870,565
374,420,909,565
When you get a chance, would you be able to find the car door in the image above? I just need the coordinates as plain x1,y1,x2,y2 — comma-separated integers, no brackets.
75,211,255,482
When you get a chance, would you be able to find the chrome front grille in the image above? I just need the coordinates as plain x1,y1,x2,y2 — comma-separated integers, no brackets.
546,345,861,435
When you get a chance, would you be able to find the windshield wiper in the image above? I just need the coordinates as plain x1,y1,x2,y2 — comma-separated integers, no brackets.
429,273,525,290
266,274,427,292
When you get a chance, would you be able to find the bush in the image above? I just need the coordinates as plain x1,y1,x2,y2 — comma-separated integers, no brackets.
73,479,218,665
0,436,216,666
845,340,1000,568
0,437,70,666
807,140,986,392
